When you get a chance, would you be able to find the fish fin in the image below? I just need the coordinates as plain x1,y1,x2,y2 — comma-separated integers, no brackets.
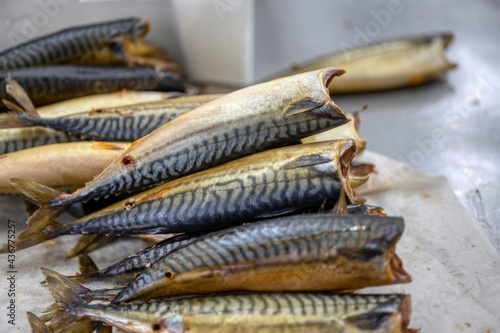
27,312,53,333
9,178,69,240
0,219,63,254
42,268,94,331
331,189,348,214
0,110,35,128
52,318,94,333
281,98,324,116
283,153,331,170
5,78,38,116
337,247,383,262
78,254,100,275
91,141,128,151
345,311,392,330
10,178,65,203
67,235,100,259
24,200,40,215
94,323,113,333
254,208,297,219
39,303,62,322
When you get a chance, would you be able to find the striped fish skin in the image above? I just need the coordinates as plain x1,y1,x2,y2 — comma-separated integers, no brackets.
56,140,358,238
65,292,413,333
0,18,148,70
285,33,456,93
114,213,409,302
0,65,183,106
50,68,348,207
0,141,129,194
0,126,79,154
87,233,204,278
17,95,221,142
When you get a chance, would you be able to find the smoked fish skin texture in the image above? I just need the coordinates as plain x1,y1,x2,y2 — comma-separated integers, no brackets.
48,67,347,207
44,268,413,333
113,213,409,302
56,140,357,237
0,17,148,70
0,65,183,106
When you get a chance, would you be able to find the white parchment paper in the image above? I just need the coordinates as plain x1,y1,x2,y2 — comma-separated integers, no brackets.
1,150,499,332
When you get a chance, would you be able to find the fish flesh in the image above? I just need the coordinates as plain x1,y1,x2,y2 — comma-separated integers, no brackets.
36,90,178,118
9,67,348,236
0,126,79,155
113,213,409,302
0,65,183,106
0,141,129,194
3,139,364,251
1,79,221,141
0,17,149,70
41,268,416,333
284,33,456,93
302,112,367,153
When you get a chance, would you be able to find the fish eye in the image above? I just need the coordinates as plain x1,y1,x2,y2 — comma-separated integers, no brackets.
165,271,174,279
152,319,167,331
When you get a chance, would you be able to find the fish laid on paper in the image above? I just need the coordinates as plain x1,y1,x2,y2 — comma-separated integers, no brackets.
0,17,149,70
113,213,409,302
0,141,129,194
9,67,348,236
4,140,365,252
1,79,221,141
285,33,456,93
40,268,416,333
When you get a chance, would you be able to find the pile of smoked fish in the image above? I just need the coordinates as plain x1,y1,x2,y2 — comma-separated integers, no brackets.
0,18,457,333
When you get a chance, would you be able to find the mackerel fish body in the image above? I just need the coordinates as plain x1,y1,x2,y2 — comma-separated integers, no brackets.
56,140,358,238
0,17,148,70
88,233,203,278
19,94,221,141
0,126,79,154
114,213,409,302
65,293,413,333
49,67,348,206
0,65,183,106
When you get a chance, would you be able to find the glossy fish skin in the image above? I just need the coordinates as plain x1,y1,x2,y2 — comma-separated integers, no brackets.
4,140,361,252
44,67,348,207
60,140,359,235
44,269,414,333
36,90,176,118
287,33,456,93
82,233,203,278
5,94,222,142
0,65,183,106
0,141,129,194
0,17,148,70
0,126,79,155
114,213,409,302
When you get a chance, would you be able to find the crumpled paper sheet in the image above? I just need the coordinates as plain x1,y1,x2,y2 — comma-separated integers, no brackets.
357,151,500,332
2,150,500,332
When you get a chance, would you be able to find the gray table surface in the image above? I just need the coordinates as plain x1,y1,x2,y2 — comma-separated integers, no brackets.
334,36,500,253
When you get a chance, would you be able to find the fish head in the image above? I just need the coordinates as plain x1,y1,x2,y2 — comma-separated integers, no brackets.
280,67,348,122
113,262,177,303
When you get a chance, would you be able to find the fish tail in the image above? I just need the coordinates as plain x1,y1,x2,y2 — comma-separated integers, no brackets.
26,312,52,333
65,254,101,282
41,268,95,333
10,178,71,236
1,78,44,128
0,178,71,253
